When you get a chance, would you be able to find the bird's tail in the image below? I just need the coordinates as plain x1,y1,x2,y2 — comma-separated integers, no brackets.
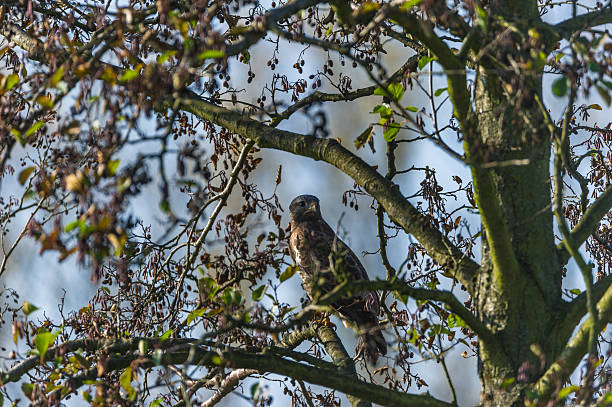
356,327,387,364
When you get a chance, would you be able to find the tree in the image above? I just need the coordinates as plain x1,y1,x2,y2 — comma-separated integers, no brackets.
0,0,611,405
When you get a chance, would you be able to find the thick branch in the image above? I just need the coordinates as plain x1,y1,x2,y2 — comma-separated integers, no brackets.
2,337,453,407
177,92,480,291
534,280,612,399
554,8,612,39
557,274,612,348
318,279,498,349
221,349,454,407
391,10,520,296
557,184,612,266
313,324,371,407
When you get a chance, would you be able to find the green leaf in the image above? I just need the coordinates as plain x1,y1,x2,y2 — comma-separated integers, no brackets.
251,381,261,400
24,121,44,138
401,0,423,10
186,308,206,324
159,200,170,213
252,284,268,301
81,390,93,402
64,219,85,233
383,123,401,142
387,82,404,101
198,49,225,60
119,366,133,392
34,331,53,362
5,73,19,90
50,66,65,87
211,354,222,365
474,4,488,31
447,313,466,328
588,61,601,72
36,95,54,109
280,265,299,282
418,55,436,70
107,160,120,175
10,128,24,145
405,105,418,112
160,329,174,341
21,383,34,400
373,86,386,96
552,76,569,97
157,50,177,64
373,83,404,101
595,84,611,106
501,377,514,389
555,52,564,63
22,302,39,316
150,398,163,407
569,288,581,295
557,385,579,400
434,87,448,97
372,104,392,118
18,166,35,186
119,66,142,82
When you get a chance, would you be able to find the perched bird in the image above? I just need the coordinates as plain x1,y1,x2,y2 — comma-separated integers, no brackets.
288,194,386,363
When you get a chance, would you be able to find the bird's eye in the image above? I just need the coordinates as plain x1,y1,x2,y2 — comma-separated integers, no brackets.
298,201,305,207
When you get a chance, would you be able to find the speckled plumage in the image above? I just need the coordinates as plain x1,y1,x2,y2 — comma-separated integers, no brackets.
288,195,386,363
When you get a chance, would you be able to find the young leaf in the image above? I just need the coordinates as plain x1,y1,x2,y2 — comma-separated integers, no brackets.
160,329,174,341
119,366,133,392
5,73,19,90
418,55,436,70
372,104,392,118
50,66,65,87
198,50,225,60
434,87,448,97
119,66,142,82
252,284,268,301
34,331,53,362
383,123,401,142
387,82,404,101
186,308,206,324
18,167,35,186
280,265,299,282
22,302,39,316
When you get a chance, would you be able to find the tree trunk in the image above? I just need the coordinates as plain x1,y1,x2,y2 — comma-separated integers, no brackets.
473,61,565,406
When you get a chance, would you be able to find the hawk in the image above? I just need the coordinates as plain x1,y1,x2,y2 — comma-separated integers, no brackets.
288,194,387,363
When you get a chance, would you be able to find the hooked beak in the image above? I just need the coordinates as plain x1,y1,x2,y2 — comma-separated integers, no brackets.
305,202,317,213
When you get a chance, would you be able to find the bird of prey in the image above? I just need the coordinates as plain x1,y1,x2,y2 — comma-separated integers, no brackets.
288,194,386,363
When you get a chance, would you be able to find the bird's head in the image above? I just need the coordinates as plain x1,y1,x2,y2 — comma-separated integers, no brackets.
289,194,321,222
